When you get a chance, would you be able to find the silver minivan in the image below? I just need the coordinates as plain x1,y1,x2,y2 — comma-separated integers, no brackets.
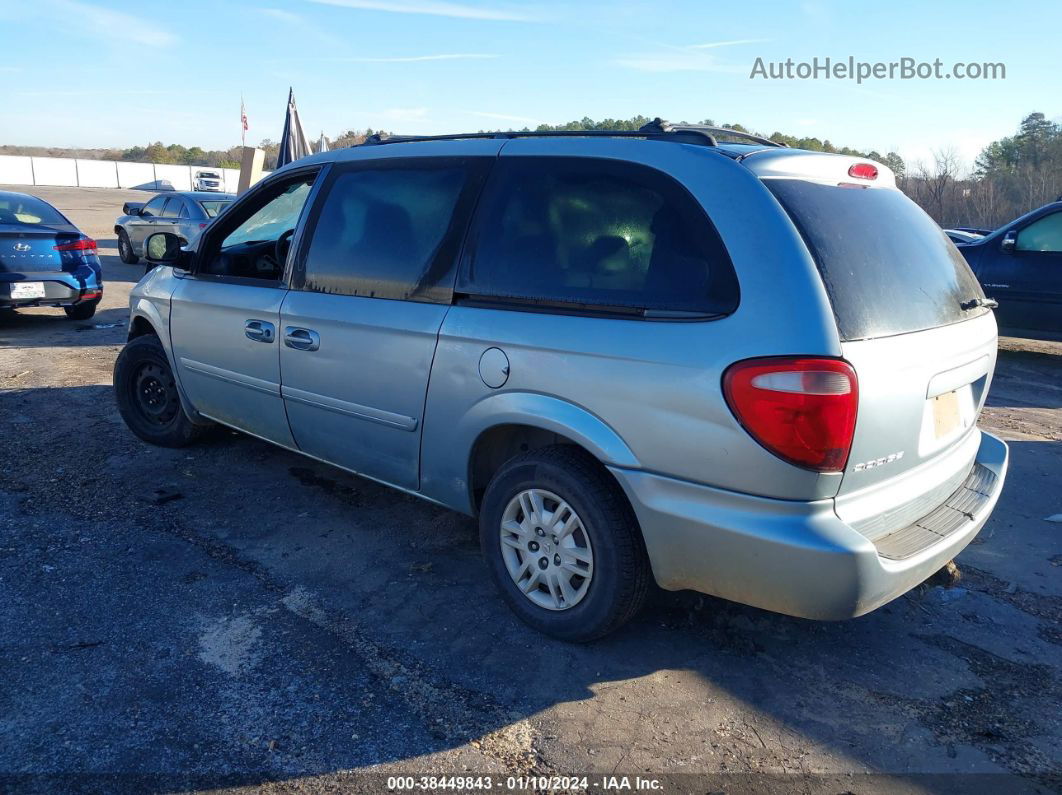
113,122,1009,641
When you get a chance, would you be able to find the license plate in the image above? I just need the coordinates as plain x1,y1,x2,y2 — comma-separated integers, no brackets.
932,390,961,438
10,282,45,299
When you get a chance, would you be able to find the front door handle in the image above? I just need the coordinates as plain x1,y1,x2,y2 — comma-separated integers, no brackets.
284,326,320,351
244,319,275,343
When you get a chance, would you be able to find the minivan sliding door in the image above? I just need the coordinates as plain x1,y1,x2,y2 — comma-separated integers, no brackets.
279,154,494,490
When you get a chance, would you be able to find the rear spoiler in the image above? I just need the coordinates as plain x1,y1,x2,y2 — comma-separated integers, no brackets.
122,202,144,216
740,150,898,189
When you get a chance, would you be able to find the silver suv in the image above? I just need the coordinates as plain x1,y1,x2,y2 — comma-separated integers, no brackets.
113,122,1009,641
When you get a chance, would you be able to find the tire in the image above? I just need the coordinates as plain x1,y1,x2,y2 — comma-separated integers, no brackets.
117,230,139,264
113,334,209,447
479,445,650,642
64,299,99,320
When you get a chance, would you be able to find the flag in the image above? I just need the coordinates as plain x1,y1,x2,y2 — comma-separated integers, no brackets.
240,97,249,146
276,87,311,168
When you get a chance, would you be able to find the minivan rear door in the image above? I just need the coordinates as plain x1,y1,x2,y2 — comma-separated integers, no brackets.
758,164,998,545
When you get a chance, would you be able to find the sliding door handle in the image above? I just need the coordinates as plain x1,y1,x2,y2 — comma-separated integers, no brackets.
284,326,320,351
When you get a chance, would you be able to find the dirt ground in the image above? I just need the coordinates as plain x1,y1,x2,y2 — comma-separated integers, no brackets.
1,185,1060,792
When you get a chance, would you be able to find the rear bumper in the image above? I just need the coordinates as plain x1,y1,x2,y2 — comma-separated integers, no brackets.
610,430,1008,620
0,269,102,309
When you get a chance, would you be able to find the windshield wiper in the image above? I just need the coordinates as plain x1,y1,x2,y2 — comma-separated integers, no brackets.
961,297,999,311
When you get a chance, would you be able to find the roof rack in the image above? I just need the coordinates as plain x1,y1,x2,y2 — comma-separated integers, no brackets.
638,118,786,148
359,117,786,149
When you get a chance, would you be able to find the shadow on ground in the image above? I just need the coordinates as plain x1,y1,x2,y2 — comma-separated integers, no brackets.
1,384,1059,789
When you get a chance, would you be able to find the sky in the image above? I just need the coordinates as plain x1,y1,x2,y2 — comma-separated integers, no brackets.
1,0,1059,172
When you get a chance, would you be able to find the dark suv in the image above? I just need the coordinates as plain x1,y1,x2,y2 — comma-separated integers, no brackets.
959,201,1062,339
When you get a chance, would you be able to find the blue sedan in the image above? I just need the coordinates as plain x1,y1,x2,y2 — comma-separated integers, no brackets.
0,191,103,320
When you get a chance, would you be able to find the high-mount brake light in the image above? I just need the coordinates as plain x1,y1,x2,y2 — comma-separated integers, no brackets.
723,357,859,473
847,163,879,180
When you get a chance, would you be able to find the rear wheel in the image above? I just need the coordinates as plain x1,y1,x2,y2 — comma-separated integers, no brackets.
479,446,650,642
114,334,209,447
117,230,139,264
64,299,99,320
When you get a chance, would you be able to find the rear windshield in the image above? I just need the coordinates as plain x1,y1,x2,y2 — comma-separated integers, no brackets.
0,194,67,226
198,200,231,218
765,179,987,340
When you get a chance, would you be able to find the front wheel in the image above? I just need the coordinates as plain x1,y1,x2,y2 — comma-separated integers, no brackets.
113,334,209,447
479,446,650,642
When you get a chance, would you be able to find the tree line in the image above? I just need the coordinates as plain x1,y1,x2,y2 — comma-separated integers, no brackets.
902,112,1061,228
4,112,1058,228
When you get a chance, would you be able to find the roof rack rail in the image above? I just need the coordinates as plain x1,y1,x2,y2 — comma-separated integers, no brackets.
359,118,786,149
637,118,786,148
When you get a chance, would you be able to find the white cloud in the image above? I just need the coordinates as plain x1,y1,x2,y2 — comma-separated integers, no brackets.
615,52,748,73
329,53,498,62
616,39,766,73
16,89,169,98
256,7,343,45
687,38,770,49
306,0,538,22
48,0,177,46
258,7,303,24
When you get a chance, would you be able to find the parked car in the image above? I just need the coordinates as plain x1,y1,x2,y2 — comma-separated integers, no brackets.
113,122,1009,641
0,190,103,320
944,229,983,245
115,191,234,269
958,201,1062,338
193,169,224,192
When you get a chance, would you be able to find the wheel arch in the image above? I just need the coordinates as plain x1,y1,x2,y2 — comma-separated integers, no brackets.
123,300,210,427
451,392,641,514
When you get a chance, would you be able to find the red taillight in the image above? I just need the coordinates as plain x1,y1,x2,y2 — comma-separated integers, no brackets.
847,162,878,180
54,238,97,252
723,357,859,473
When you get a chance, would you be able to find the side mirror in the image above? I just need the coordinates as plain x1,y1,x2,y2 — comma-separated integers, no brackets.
1001,229,1017,252
122,202,144,216
145,232,191,270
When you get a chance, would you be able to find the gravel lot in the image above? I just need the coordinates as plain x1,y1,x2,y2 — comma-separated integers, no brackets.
1,185,1060,792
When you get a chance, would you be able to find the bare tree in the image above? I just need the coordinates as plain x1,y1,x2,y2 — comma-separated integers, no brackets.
967,178,999,229
916,147,961,225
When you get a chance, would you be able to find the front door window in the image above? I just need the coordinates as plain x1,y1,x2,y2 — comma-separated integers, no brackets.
199,175,316,281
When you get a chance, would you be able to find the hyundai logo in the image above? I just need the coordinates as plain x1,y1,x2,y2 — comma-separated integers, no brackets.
13,243,30,252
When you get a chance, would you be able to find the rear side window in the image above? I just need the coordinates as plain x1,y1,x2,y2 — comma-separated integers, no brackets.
458,157,738,317
142,196,167,218
300,159,481,302
163,199,184,218
766,179,987,340
199,200,230,218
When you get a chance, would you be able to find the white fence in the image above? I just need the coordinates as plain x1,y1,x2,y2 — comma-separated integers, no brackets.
0,155,261,193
